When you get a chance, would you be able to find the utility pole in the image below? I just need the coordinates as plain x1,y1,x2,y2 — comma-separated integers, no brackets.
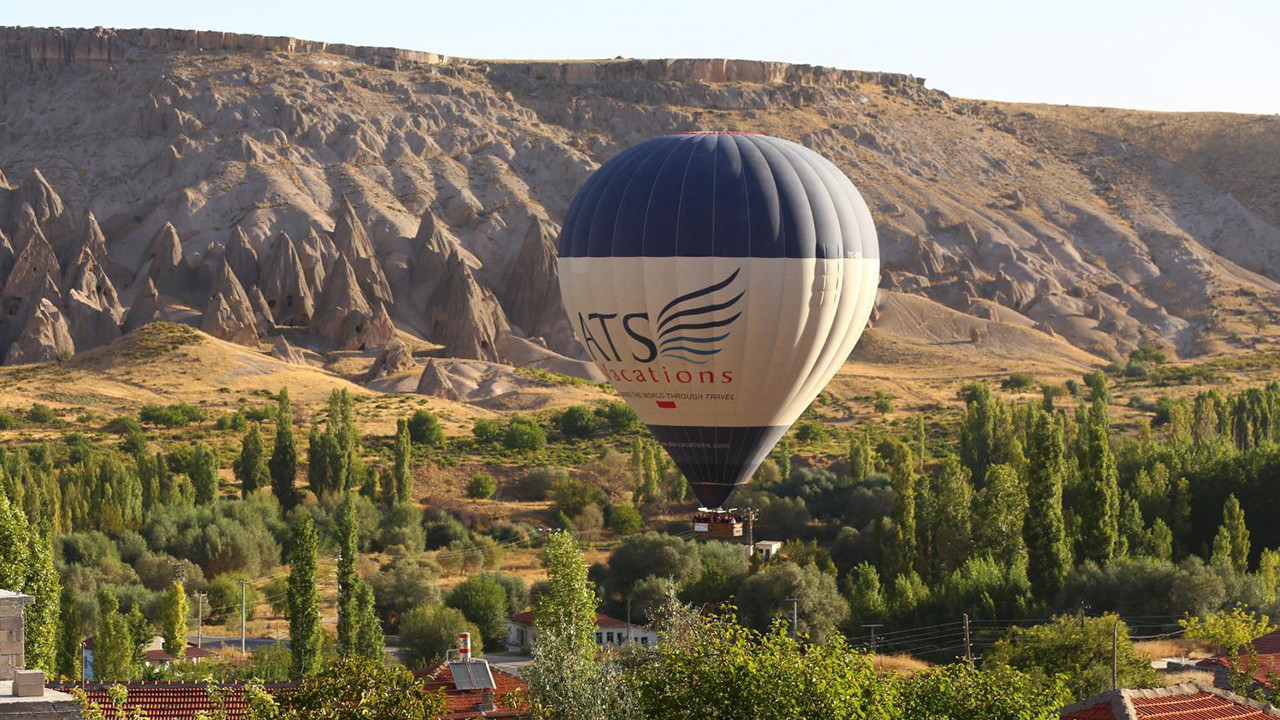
194,592,207,649
863,623,884,673
963,613,973,663
240,578,249,655
786,597,800,640
1112,619,1119,690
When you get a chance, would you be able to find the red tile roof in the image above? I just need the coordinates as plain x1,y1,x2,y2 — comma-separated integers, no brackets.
415,662,529,719
508,612,631,629
47,681,296,720
1059,683,1280,719
1197,628,1280,689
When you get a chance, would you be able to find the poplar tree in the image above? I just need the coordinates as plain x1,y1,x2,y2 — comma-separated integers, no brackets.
307,424,329,496
848,432,872,483
974,462,1027,566
1222,494,1250,573
235,423,268,497
933,456,973,573
93,589,135,680
884,439,917,577
288,515,323,677
336,492,359,655
393,419,412,503
1078,400,1119,565
190,442,219,505
271,388,298,510
161,582,188,659
0,495,59,675
352,580,385,660
959,384,997,487
1025,411,1071,600
56,586,82,680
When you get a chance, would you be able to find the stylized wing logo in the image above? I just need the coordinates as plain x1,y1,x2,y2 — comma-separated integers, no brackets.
655,269,743,365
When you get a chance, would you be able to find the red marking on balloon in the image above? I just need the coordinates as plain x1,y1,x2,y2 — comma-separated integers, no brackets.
656,400,677,409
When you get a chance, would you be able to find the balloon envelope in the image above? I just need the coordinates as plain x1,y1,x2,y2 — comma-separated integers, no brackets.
557,132,879,509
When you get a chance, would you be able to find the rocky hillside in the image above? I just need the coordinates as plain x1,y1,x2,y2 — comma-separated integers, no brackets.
1,26,1278,380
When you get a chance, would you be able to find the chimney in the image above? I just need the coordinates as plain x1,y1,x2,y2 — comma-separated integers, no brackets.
479,689,496,713
458,632,471,660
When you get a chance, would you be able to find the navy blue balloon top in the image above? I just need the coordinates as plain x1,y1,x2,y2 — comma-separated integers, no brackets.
557,132,876,260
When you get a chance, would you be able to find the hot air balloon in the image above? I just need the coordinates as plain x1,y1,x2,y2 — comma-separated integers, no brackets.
557,132,879,515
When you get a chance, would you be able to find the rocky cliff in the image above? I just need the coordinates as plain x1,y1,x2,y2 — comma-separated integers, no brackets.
1,25,1278,374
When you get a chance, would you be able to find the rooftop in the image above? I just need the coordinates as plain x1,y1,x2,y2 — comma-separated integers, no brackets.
509,612,634,629
47,681,296,719
1196,628,1280,689
1059,683,1280,719
417,662,528,719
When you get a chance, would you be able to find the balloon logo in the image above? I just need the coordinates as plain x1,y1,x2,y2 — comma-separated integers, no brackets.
557,132,880,509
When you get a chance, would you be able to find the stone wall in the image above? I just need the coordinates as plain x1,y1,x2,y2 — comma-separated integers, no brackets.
0,596,28,683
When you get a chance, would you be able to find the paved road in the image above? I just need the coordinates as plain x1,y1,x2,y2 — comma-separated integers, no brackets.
189,634,283,652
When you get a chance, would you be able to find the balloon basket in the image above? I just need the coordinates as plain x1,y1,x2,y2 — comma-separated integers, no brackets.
691,508,745,538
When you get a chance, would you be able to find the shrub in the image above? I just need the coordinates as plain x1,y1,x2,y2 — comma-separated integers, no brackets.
424,511,470,550
407,410,444,446
872,391,894,414
206,572,257,624
515,467,567,501
139,402,206,427
104,416,143,435
27,403,57,424
467,473,497,500
794,421,830,444
599,401,640,432
556,405,598,439
368,555,443,627
0,412,19,430
503,416,546,451
378,502,426,553
471,419,502,444
1001,372,1037,391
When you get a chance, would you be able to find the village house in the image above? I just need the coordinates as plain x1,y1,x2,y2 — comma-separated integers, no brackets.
1059,683,1280,719
506,612,657,652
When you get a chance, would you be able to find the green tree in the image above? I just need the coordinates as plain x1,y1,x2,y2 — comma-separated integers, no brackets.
984,613,1159,700
736,562,849,643
288,515,323,678
56,585,82,680
1181,605,1277,695
407,409,444,445
556,405,598,439
607,504,644,535
523,532,631,720
848,432,873,483
892,663,1069,720
1078,400,1119,565
393,419,412,503
934,456,974,574
190,442,220,505
504,416,546,451
277,656,445,720
270,388,298,510
336,492,359,656
350,580,385,661
1025,411,1071,600
1144,519,1174,562
0,494,59,674
1221,494,1251,573
472,419,503,444
846,561,886,625
959,385,997,485
974,463,1027,566
235,423,269,497
160,582,188,659
399,604,480,668
445,575,509,647
884,439,917,577
93,589,136,680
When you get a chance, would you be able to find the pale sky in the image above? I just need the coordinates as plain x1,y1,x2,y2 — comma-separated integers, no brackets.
7,0,1279,114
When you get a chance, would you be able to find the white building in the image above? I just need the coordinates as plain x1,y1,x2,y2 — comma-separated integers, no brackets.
507,612,657,652
754,540,783,560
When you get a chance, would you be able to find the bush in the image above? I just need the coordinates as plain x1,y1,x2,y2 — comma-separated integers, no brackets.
378,502,426,553
1130,344,1167,365
104,416,143,435
445,576,509,646
1001,372,1037,391
0,412,20,430
398,604,482,668
556,405,598,439
503,416,546,451
27,403,57,424
424,511,470,550
794,421,830,444
607,504,644,535
139,402,206,427
872,391,894,414
515,467,567,501
407,410,444,446
471,419,502,444
599,401,640,432
467,473,497,500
